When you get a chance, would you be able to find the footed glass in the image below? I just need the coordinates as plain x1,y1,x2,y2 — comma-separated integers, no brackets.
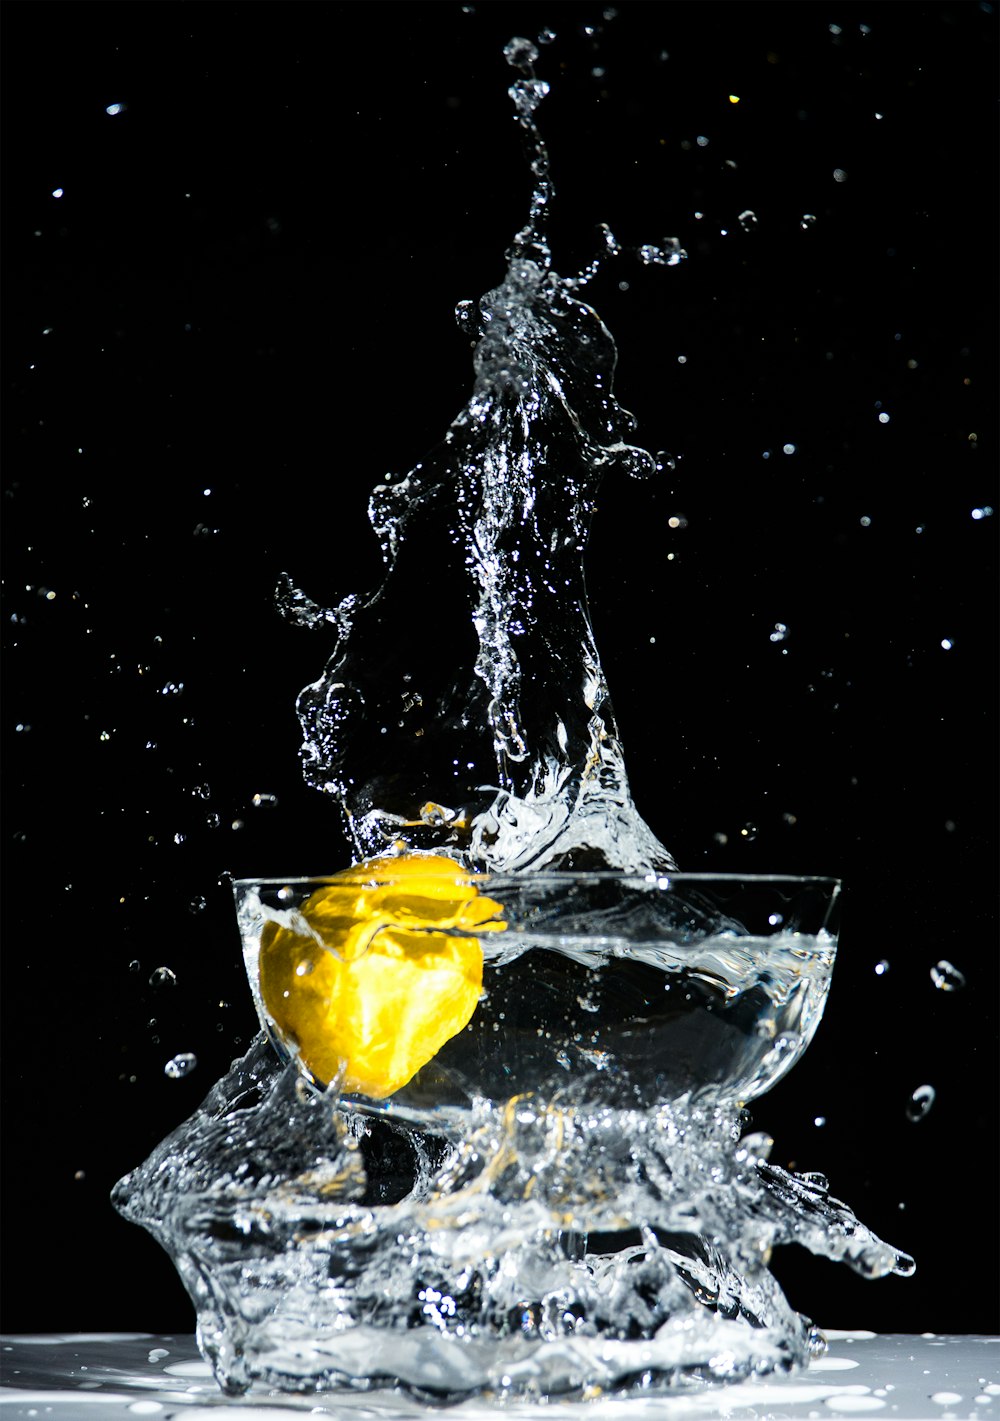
114,871,913,1401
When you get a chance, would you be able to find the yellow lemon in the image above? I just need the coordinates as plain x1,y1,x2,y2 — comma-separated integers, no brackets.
259,855,505,1098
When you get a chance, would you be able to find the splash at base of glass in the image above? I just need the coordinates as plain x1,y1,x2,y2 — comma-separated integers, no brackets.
113,871,913,1401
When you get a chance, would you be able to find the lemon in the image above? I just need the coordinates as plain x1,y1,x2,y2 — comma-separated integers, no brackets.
259,855,505,1098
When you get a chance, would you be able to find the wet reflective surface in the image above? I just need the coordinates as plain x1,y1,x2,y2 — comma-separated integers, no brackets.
2,1332,998,1418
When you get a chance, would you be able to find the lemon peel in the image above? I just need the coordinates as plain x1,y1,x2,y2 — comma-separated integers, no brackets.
259,855,505,1098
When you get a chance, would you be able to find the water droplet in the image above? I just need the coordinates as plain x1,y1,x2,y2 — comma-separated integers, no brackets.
173,831,186,845
252,792,278,808
833,168,848,182
800,213,818,229
813,1116,827,1127
161,681,184,696
105,102,126,116
164,1052,197,1080
740,822,758,841
128,959,141,974
971,505,994,520
149,966,177,988
859,515,872,527
782,443,796,455
738,209,758,232
769,622,789,642
906,1084,935,1122
51,187,64,199
930,959,965,992
503,36,539,72
875,959,890,976
188,895,207,914
767,912,784,926
940,637,953,651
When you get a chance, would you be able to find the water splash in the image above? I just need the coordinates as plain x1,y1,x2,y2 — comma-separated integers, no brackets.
281,39,679,875
115,1026,911,1399
114,35,911,1403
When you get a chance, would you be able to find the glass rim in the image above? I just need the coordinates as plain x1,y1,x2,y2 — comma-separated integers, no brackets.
231,870,842,890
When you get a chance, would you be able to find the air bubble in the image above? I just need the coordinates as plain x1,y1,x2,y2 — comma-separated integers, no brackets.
906,1084,935,1122
930,960,965,992
164,1053,197,1080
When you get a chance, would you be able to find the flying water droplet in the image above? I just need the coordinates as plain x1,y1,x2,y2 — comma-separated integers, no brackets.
188,895,207,914
874,959,890,976
769,622,789,643
149,966,177,988
906,1084,935,1122
503,36,539,72
164,1053,197,1080
738,209,758,232
930,960,965,992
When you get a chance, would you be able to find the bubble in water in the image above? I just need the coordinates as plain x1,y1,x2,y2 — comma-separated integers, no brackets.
164,1053,197,1080
906,1084,936,1122
149,966,177,988
930,959,965,992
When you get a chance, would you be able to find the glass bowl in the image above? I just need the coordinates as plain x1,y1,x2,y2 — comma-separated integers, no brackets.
233,869,839,1128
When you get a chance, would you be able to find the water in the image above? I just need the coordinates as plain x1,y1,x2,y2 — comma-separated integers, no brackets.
280,35,678,877
113,35,912,1402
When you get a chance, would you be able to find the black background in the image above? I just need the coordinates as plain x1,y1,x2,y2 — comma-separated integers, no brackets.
3,1,997,1337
